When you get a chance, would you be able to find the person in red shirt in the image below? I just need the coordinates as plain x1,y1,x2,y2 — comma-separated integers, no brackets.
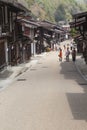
58,48,62,61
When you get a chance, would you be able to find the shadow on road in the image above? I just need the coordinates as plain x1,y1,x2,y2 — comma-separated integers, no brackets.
60,60,87,121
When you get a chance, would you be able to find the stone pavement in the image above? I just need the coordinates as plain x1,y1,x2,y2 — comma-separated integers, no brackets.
0,52,47,89
1,45,87,130
0,41,87,89
75,54,87,81
59,40,87,81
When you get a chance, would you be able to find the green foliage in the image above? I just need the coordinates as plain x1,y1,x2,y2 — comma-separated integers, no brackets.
54,0,87,22
70,28,77,37
26,0,87,22
25,0,35,7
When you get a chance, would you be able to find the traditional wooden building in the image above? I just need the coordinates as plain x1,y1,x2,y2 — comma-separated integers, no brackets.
70,11,87,63
0,0,66,69
36,20,65,52
0,0,31,67
16,18,41,60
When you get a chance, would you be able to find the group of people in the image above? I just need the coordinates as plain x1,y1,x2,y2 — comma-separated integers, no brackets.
58,44,76,62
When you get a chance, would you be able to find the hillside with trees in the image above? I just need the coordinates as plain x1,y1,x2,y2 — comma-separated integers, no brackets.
26,0,87,23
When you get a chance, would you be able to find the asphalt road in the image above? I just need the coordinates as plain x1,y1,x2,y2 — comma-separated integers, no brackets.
0,50,87,130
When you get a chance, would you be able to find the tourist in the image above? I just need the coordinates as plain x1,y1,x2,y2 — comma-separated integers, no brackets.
72,48,76,62
58,48,62,61
66,47,70,62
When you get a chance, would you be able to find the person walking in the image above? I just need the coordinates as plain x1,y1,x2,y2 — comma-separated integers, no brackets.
66,47,70,62
63,45,66,51
72,48,76,62
58,48,62,61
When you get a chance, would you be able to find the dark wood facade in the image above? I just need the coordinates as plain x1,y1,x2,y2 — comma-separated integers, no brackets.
0,0,32,67
35,20,65,52
0,0,66,70
70,11,87,64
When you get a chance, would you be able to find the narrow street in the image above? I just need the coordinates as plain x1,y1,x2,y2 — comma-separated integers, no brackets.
0,49,87,130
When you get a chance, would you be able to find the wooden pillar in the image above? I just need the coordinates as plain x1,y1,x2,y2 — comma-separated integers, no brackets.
39,27,43,53
5,39,8,66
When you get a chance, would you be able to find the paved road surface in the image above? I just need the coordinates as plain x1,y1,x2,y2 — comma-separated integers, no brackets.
0,50,87,130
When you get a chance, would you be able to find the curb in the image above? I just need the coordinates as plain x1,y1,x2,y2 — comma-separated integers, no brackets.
75,62,87,81
15,67,29,78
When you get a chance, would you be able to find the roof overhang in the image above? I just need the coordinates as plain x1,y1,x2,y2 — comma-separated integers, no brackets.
0,0,30,12
17,19,40,28
73,11,87,19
